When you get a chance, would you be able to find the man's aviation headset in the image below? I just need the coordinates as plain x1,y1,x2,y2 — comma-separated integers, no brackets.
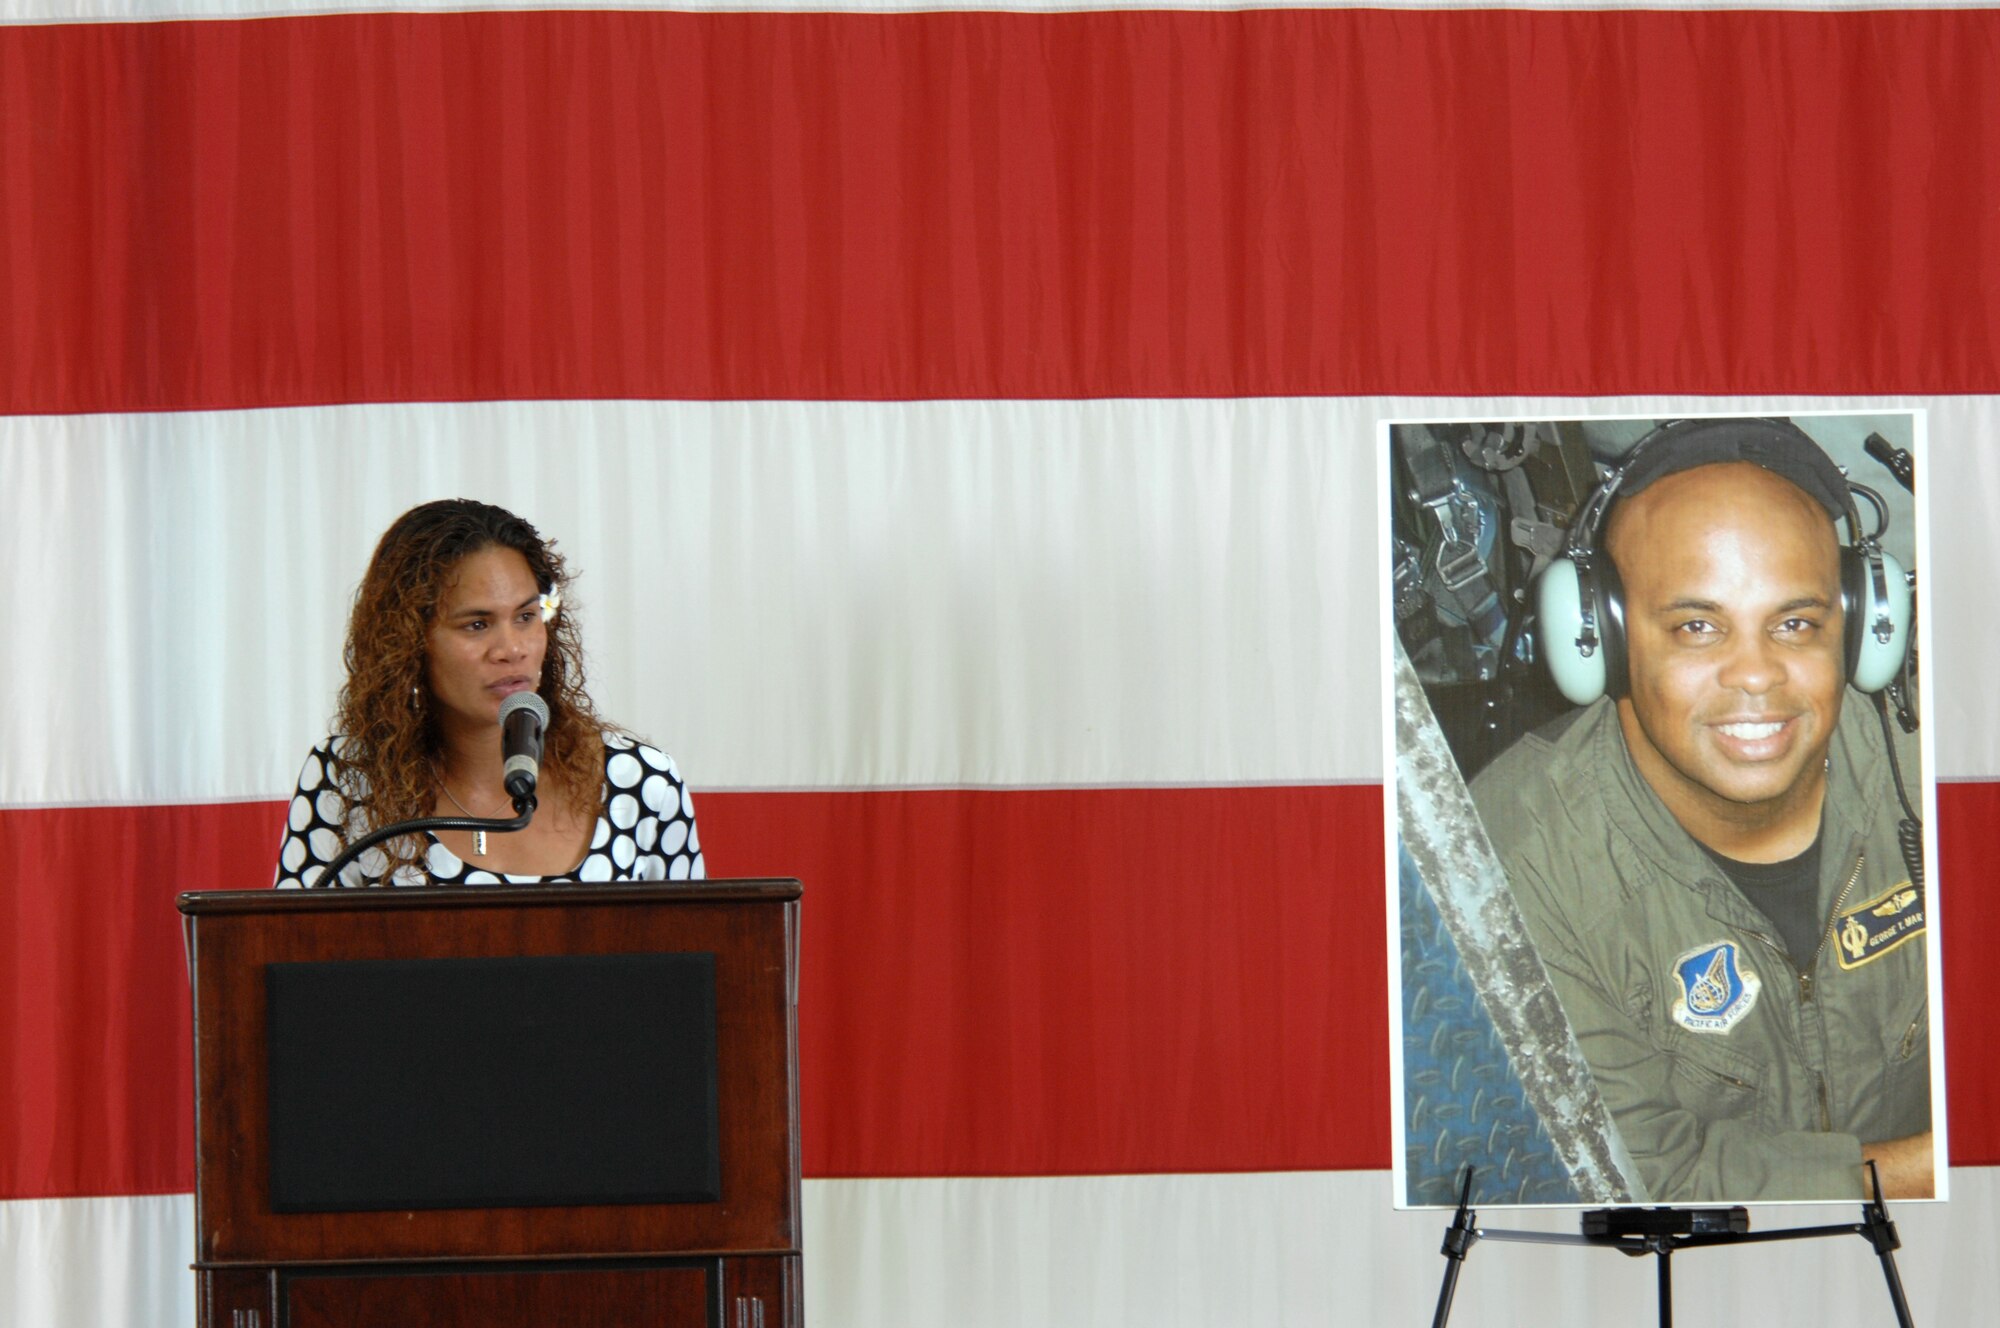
1537,417,1912,708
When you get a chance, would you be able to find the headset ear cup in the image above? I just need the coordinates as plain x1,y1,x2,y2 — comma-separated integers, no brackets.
1538,557,1609,706
1845,548,1912,693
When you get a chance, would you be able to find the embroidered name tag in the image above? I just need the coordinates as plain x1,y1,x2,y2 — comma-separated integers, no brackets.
1671,942,1761,1034
1833,882,1925,970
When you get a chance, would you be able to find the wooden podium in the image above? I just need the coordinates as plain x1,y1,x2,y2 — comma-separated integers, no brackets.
178,880,802,1328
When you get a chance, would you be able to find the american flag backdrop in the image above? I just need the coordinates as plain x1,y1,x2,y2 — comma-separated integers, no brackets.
3,3,1999,1324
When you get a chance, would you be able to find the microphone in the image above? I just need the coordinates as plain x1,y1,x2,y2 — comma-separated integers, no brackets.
1863,432,1915,495
500,691,550,802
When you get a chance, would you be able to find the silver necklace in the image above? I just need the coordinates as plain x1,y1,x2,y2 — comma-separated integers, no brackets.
436,779,504,857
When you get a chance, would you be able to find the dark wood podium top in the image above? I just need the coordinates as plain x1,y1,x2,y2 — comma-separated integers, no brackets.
181,878,802,1268
179,878,802,915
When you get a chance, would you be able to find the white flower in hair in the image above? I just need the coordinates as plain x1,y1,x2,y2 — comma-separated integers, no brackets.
540,587,562,622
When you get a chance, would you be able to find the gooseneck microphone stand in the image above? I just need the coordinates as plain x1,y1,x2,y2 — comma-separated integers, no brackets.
310,793,537,887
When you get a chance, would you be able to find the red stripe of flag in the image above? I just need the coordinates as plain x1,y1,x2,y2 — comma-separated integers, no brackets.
2,9,1996,414
0,786,1383,1197
4,783,1994,1200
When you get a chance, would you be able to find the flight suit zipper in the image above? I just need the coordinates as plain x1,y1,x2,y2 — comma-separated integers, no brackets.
1799,849,1866,1006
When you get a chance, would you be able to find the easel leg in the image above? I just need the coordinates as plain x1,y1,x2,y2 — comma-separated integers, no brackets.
1655,1242,1673,1328
1430,1168,1479,1328
1860,1162,1916,1328
1876,1249,1915,1328
1430,1252,1464,1328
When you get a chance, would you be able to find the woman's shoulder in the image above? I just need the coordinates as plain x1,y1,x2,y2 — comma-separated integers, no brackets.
598,729,695,819
595,730,701,880
599,729,687,781
277,736,370,888
290,735,371,796
289,735,343,793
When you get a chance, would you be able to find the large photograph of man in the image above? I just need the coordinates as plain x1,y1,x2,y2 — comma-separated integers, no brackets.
1387,414,1939,1208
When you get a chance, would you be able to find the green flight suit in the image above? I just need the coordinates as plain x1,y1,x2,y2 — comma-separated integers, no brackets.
1471,691,1930,1202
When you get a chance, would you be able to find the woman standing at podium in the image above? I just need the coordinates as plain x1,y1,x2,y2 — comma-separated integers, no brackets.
274,499,704,887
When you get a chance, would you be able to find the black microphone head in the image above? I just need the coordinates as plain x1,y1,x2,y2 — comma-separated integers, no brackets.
499,690,550,730
500,691,550,803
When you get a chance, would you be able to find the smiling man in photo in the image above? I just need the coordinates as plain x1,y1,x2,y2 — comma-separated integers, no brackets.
1470,418,1933,1204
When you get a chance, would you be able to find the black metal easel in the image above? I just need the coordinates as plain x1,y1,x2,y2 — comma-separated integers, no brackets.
1429,1164,1915,1328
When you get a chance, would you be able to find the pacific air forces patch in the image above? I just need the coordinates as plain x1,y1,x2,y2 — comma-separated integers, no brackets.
1671,941,1761,1034
1833,881,1925,970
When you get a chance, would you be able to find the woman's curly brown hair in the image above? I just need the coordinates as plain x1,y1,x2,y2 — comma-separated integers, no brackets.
333,499,607,876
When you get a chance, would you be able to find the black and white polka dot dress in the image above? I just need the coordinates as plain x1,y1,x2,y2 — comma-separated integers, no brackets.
273,731,705,887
